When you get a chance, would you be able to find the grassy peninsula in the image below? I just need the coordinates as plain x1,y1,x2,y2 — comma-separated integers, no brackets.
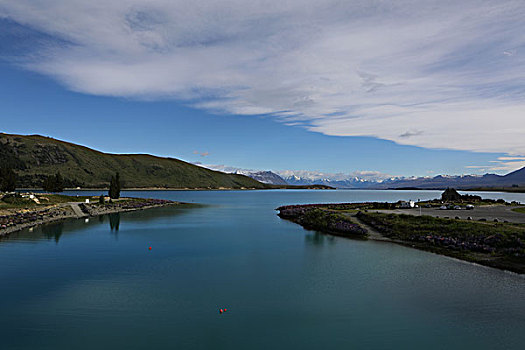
277,200,525,274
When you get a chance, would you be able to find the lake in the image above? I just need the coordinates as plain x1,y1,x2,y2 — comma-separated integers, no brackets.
1,190,524,349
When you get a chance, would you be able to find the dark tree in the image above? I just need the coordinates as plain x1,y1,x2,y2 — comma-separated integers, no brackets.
42,175,55,192
43,172,65,192
0,167,17,192
109,172,121,199
55,172,64,192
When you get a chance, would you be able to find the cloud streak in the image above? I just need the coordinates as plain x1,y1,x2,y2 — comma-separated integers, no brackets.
467,156,525,172
193,150,209,157
2,1,525,154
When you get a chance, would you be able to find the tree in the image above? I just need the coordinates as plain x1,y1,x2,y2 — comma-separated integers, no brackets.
109,172,121,199
43,172,64,192
0,167,17,192
55,172,64,192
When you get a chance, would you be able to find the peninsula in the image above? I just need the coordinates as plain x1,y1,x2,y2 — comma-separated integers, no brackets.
277,190,525,274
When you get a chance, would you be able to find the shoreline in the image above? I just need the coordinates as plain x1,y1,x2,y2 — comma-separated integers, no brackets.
0,198,187,238
276,203,525,274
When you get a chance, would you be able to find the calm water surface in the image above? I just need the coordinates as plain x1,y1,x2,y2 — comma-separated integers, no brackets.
1,190,524,349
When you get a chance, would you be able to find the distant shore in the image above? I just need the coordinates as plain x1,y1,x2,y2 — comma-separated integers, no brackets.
15,185,335,191
388,187,525,193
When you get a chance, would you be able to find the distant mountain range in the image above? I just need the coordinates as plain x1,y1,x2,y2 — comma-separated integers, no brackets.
280,173,380,188
371,168,525,190
235,168,525,190
0,133,266,189
202,166,397,188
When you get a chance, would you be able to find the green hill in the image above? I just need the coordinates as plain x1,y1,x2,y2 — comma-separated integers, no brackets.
0,133,267,189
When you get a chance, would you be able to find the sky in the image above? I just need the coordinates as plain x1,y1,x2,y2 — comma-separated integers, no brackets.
1,0,525,178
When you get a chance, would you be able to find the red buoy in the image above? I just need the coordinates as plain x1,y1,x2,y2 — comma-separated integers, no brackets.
219,309,224,313
148,247,152,250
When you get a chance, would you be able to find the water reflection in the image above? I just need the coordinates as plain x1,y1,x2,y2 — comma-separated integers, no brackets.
304,231,336,246
109,213,120,232
41,222,64,244
0,205,194,244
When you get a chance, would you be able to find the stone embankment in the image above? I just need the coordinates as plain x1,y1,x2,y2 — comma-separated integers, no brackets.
277,205,367,238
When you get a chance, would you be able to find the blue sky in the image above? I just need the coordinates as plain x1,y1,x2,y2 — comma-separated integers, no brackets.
1,1,525,178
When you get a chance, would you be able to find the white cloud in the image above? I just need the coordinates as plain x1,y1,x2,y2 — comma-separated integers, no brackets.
467,159,525,172
498,156,525,161
2,1,525,154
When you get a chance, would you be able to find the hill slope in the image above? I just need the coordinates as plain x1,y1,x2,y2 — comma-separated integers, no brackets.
0,133,266,189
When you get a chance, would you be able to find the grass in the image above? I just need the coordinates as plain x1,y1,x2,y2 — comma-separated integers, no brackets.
512,207,525,214
357,211,525,273
358,212,525,240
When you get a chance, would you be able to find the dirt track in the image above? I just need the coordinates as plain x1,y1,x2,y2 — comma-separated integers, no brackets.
377,205,525,223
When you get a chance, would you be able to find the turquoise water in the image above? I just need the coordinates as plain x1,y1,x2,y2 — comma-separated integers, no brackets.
1,190,524,349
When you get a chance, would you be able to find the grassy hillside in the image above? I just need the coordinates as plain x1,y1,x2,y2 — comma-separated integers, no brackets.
0,133,266,189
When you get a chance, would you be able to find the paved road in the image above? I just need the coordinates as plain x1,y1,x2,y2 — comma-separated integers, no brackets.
377,205,525,223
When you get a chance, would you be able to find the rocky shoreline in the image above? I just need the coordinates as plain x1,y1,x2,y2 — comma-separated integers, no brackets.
277,205,367,238
0,198,181,237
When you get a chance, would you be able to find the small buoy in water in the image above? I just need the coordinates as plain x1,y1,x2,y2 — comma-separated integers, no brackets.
148,247,152,250
219,309,224,314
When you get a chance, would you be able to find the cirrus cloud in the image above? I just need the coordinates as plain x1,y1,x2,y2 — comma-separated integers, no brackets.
1,0,525,154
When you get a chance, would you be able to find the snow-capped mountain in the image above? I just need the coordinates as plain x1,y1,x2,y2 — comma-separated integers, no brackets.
276,170,397,188
193,164,288,185
236,170,288,185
